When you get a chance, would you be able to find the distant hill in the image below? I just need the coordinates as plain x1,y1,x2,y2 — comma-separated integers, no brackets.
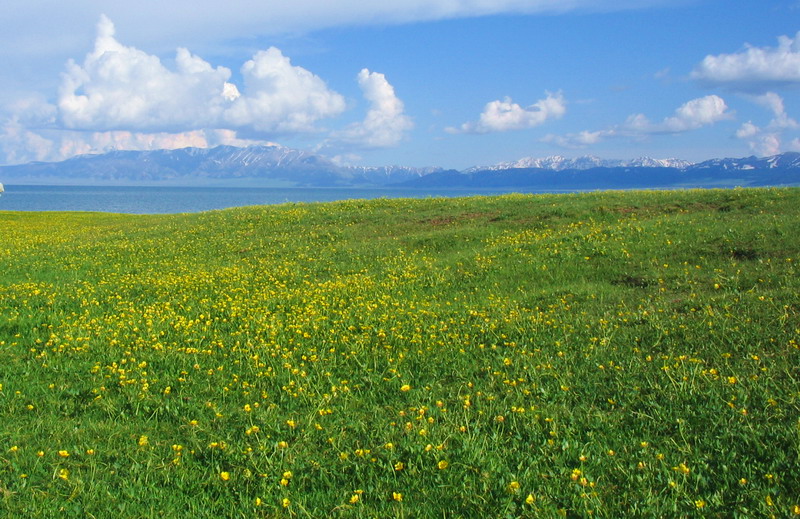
1,145,799,189
399,152,800,190
463,155,694,172
0,145,439,187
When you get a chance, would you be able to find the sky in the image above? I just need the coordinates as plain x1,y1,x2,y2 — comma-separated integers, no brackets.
1,0,799,170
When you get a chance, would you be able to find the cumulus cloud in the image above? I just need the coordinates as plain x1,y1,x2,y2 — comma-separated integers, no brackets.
57,15,344,134
326,69,413,148
223,48,346,133
753,92,798,130
735,92,799,156
447,92,566,134
657,95,733,132
0,15,356,164
735,121,760,139
544,95,732,148
692,31,800,90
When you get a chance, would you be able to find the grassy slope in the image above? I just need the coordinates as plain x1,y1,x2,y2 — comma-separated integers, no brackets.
0,188,799,518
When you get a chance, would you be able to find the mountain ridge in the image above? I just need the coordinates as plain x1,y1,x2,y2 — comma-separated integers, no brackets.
464,155,694,172
1,145,799,189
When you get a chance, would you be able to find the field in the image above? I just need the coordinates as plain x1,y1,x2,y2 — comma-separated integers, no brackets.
1,188,799,518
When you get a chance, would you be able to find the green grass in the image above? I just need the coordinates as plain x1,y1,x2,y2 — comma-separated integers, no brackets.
1,188,799,518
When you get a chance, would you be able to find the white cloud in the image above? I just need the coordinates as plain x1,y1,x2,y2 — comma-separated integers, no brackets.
223,48,346,133
742,132,782,157
56,16,345,134
448,92,566,134
0,121,276,165
692,31,800,90
0,1,678,63
752,92,798,130
735,92,799,156
736,121,759,139
544,95,732,148
0,118,55,164
0,15,354,164
659,95,733,132
330,69,413,148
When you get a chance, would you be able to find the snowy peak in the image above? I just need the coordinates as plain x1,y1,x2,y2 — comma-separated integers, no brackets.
691,152,800,171
626,157,694,169
465,155,693,172
0,144,439,187
2,147,799,188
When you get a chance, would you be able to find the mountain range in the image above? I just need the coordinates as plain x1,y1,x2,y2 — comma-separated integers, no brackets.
0,145,441,187
1,144,799,190
463,155,694,172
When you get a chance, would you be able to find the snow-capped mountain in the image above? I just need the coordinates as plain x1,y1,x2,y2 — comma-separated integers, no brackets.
464,155,693,172
0,145,440,187
691,152,800,171
1,147,798,189
627,157,694,169
400,152,800,190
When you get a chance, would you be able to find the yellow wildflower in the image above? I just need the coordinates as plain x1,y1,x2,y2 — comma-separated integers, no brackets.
673,463,690,475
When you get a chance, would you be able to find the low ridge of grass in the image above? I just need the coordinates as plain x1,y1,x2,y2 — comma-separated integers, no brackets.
1,188,799,518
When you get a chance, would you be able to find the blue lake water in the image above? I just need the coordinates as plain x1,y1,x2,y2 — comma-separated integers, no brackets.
0,184,554,214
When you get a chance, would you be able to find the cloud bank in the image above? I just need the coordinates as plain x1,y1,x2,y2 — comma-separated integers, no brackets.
0,1,677,62
58,15,345,134
1,15,411,164
544,95,732,148
692,31,800,90
447,92,566,134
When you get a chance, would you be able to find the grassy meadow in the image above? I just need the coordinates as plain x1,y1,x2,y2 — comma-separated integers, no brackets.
1,188,799,518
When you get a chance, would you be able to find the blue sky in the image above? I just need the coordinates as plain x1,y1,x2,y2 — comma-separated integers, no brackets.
1,0,798,169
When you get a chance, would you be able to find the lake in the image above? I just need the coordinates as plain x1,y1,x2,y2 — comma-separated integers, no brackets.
0,184,553,214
